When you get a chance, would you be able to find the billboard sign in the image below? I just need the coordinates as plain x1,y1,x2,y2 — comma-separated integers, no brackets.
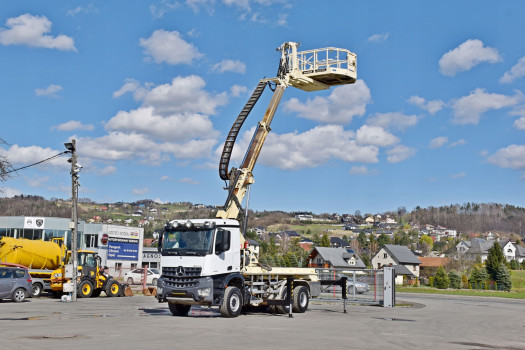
106,226,141,261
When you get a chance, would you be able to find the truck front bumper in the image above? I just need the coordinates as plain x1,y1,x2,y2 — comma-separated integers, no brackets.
156,276,214,305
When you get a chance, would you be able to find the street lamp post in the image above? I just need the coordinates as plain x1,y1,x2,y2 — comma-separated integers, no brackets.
65,139,81,301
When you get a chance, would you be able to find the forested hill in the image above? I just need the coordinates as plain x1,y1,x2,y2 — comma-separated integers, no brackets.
407,203,525,235
0,196,524,236
0,195,74,218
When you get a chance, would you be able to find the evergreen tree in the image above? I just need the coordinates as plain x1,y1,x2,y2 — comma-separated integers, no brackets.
321,234,330,247
434,266,450,289
495,263,512,291
485,242,504,281
357,232,368,249
448,271,461,289
377,233,391,247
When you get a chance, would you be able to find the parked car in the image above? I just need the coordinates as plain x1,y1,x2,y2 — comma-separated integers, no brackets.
0,266,32,302
124,268,160,285
321,274,370,295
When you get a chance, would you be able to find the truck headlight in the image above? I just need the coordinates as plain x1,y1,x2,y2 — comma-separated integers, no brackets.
198,288,211,297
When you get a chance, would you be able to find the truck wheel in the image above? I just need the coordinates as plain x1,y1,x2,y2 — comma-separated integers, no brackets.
292,286,309,313
220,286,242,318
106,280,120,297
32,283,43,298
12,288,27,303
78,280,93,298
168,303,191,316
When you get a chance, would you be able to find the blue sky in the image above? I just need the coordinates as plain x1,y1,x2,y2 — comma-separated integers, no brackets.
1,1,525,215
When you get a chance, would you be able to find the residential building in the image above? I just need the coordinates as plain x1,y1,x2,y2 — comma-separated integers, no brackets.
371,244,421,284
307,247,366,269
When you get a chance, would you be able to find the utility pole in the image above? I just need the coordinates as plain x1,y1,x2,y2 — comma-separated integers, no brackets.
64,139,81,301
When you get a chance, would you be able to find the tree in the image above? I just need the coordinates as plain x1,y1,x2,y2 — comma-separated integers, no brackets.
357,232,368,249
320,234,330,247
434,266,450,289
495,263,512,291
419,235,434,253
377,233,391,247
510,259,519,270
485,242,505,281
0,138,14,183
448,271,461,289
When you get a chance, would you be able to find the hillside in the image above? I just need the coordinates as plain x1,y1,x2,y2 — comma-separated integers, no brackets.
1,196,524,238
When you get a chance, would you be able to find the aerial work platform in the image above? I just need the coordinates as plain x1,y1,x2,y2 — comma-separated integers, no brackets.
266,42,357,91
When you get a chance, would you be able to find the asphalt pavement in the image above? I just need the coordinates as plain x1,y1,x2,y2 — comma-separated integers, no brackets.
0,293,524,350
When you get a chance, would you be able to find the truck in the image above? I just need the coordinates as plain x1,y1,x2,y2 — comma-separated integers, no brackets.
156,42,357,317
0,236,123,298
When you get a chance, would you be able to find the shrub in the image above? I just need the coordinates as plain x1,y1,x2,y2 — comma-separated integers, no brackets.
434,266,450,289
461,274,469,289
448,271,461,289
495,263,512,292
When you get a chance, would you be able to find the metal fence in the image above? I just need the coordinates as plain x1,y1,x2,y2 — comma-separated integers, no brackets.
315,268,384,305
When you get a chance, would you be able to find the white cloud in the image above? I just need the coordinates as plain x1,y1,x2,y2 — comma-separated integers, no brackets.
139,30,202,65
439,39,501,76
35,84,62,98
514,117,525,130
367,112,418,131
0,187,22,198
113,79,140,98
356,125,399,147
349,166,369,175
179,177,200,184
25,175,49,187
0,14,76,51
160,175,171,181
430,136,448,149
132,187,149,195
450,139,467,147
212,59,246,74
367,32,389,42
500,56,525,84
451,88,523,124
149,1,180,18
97,165,117,176
284,80,371,124
230,84,248,97
1,144,68,169
407,96,445,115
487,144,525,170
52,120,94,131
451,172,466,178
136,75,228,116
260,125,379,170
386,145,415,163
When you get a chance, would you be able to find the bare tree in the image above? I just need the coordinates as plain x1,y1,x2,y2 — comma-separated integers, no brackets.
0,138,14,184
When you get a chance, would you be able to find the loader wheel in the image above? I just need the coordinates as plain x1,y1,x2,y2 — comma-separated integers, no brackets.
220,286,242,318
78,280,93,298
168,303,191,316
106,280,120,297
292,286,309,313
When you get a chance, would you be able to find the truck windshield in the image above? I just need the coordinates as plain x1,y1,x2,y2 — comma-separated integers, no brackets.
162,229,214,255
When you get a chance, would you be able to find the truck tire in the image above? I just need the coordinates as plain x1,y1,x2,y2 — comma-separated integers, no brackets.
32,283,43,298
168,303,191,316
78,280,93,298
106,280,120,297
220,286,242,318
12,288,27,303
292,285,309,313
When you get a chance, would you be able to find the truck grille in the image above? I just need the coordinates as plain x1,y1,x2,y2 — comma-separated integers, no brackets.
162,267,202,289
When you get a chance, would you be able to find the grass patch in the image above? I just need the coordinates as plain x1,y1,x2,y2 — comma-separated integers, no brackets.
397,286,525,299
511,270,525,291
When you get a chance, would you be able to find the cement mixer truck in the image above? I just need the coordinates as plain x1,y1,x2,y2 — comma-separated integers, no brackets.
0,236,123,298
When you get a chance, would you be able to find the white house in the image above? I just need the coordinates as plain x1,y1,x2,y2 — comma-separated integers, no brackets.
371,244,421,285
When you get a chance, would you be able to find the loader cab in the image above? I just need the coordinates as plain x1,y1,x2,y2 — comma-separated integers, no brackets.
78,251,98,280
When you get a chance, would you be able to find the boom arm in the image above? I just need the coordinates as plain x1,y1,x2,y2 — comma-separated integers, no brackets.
216,42,357,220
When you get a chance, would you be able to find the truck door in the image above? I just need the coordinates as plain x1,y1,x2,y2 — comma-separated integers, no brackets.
211,229,233,274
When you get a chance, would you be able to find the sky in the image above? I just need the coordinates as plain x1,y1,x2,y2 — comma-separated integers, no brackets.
1,1,525,215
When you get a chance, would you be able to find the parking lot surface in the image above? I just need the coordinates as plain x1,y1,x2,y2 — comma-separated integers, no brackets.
1,293,524,350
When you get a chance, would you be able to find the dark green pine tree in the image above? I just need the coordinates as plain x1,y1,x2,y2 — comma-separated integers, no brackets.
485,242,505,281
495,263,512,292
434,266,450,289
